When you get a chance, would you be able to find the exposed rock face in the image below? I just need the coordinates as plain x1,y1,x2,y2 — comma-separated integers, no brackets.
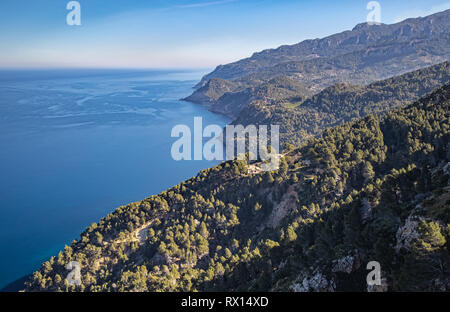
291,272,336,292
332,250,361,274
367,277,389,292
395,216,422,252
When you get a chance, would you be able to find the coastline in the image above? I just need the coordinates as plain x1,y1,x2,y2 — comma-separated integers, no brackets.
0,71,230,291
180,97,237,121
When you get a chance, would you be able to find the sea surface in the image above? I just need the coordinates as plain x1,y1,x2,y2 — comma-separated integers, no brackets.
0,69,230,289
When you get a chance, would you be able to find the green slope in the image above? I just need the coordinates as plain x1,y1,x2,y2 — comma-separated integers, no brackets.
26,83,449,292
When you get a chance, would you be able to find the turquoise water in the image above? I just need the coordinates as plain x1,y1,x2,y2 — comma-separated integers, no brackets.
0,69,230,289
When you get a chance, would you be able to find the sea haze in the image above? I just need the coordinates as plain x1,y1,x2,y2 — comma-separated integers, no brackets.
0,69,230,289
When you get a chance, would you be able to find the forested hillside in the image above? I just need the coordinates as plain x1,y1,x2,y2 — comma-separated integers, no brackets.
26,84,449,292
231,61,450,145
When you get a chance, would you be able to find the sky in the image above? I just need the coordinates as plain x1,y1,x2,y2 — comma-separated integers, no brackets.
0,0,449,69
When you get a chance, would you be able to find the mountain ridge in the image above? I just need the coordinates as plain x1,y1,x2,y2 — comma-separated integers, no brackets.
214,61,450,147
185,10,450,116
195,9,450,89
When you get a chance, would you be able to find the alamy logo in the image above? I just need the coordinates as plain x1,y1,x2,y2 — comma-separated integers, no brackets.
171,117,280,171
366,261,382,286
66,1,81,26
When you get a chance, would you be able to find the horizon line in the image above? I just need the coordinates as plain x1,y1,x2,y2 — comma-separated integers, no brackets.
0,66,215,71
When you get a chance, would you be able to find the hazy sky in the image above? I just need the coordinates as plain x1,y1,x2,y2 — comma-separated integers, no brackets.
0,0,449,69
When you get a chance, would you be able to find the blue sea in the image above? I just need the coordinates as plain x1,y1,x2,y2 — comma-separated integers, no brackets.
0,69,230,289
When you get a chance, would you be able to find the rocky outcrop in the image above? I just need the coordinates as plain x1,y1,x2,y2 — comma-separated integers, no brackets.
291,272,336,292
394,216,422,252
332,250,361,274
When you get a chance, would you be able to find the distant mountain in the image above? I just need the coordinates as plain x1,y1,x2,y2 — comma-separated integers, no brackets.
186,10,450,112
23,9,450,293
